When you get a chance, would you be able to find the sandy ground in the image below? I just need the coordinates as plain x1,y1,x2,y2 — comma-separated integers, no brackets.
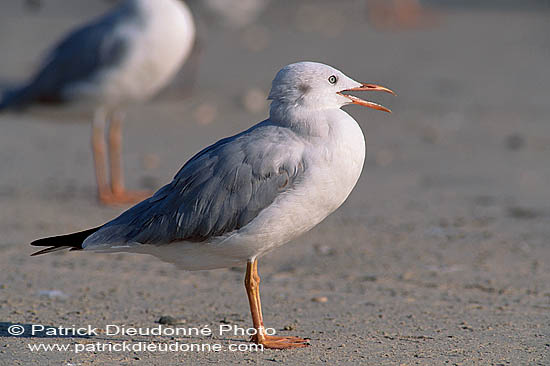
0,1,549,365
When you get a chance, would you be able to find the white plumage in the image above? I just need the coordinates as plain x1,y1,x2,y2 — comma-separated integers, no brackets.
90,0,195,106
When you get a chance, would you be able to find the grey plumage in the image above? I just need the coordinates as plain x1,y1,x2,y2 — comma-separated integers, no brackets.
0,1,140,110
83,121,307,248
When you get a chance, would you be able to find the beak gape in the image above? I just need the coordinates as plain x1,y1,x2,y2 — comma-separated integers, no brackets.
338,83,395,113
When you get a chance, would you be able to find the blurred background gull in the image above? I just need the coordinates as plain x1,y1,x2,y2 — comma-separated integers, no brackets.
0,0,196,205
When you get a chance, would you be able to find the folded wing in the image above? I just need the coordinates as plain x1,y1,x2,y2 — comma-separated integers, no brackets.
84,122,307,249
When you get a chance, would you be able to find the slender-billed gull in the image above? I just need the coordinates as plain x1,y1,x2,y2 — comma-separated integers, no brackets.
31,61,394,349
0,0,195,205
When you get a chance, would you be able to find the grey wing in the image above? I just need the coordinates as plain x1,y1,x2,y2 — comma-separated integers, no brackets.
0,2,137,109
84,123,307,248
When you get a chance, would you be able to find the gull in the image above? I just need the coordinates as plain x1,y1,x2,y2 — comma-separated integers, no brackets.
31,61,394,349
0,0,195,205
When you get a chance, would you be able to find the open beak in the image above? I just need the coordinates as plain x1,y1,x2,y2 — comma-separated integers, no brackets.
337,83,396,113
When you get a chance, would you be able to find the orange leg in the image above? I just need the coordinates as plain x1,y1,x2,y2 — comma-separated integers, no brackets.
108,110,125,196
99,110,151,205
92,108,111,202
92,108,151,206
244,259,309,349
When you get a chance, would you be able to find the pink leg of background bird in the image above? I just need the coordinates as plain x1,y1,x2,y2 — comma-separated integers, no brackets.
92,108,150,206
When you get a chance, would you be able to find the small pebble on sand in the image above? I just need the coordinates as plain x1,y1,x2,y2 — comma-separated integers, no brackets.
157,315,184,325
311,296,328,303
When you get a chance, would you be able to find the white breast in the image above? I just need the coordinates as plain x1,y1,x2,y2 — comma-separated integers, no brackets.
227,109,366,259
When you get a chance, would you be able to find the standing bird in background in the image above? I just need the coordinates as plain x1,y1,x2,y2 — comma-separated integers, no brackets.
0,0,195,205
31,62,394,349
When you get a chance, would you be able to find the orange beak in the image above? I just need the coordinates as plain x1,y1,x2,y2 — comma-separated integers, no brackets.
337,83,396,113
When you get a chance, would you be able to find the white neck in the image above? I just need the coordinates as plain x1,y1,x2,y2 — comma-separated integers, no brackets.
270,102,348,138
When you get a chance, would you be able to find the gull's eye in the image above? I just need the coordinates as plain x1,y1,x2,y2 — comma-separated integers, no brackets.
328,75,337,84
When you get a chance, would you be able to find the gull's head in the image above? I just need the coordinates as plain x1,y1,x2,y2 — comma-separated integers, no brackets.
268,61,394,112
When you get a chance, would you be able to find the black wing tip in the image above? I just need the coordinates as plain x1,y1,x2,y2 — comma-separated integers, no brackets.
30,246,83,256
30,235,66,247
30,226,101,256
30,237,52,247
30,247,57,256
